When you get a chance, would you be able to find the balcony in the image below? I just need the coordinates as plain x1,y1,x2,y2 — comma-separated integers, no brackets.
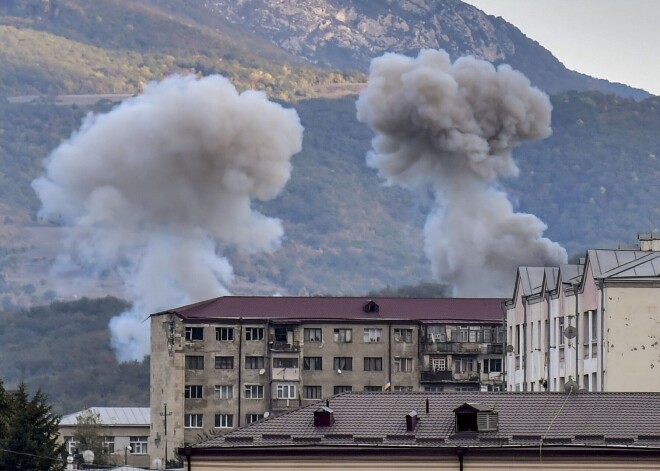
420,370,479,383
420,370,453,382
271,398,301,411
423,341,484,354
269,340,301,352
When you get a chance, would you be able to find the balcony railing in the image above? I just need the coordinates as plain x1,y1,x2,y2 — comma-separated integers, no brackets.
420,370,479,383
423,341,495,354
269,340,301,352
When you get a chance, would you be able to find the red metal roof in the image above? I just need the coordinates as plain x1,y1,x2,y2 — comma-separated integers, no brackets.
155,296,505,323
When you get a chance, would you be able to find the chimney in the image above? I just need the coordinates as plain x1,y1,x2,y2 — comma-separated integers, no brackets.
314,406,335,427
406,410,418,431
639,233,660,252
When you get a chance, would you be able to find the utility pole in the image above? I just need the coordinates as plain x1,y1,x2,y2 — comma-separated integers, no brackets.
160,403,172,464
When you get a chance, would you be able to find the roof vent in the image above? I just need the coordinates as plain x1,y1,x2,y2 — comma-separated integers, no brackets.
363,300,379,313
314,406,335,427
453,403,498,432
406,410,419,431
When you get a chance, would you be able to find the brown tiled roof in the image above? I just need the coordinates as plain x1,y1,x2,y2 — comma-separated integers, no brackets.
154,296,505,323
193,391,660,451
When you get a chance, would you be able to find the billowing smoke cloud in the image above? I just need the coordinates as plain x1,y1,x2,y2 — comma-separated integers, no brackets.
33,75,303,361
356,50,567,296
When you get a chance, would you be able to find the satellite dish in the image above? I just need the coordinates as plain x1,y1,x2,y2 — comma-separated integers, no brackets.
82,450,94,464
337,369,342,374
505,344,515,353
263,411,270,418
259,368,266,375
564,325,577,339
564,380,579,393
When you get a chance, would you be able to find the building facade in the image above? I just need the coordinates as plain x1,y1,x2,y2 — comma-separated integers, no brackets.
58,407,151,468
505,232,660,392
150,297,505,462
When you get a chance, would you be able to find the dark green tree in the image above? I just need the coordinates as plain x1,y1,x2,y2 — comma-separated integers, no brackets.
72,409,112,466
0,382,64,470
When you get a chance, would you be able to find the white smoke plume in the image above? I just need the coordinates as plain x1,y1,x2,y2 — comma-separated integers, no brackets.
356,50,567,296
33,75,303,361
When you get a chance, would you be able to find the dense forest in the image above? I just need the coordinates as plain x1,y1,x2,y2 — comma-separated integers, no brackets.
0,297,149,414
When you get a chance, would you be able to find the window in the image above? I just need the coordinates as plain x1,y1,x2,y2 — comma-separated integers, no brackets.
333,357,352,371
184,414,203,428
303,356,322,371
64,436,77,454
393,385,413,392
364,386,382,392
424,385,443,392
363,357,383,371
245,414,264,424
245,356,265,369
456,386,478,392
273,357,298,368
363,328,383,343
591,310,598,341
431,357,447,372
244,384,264,399
215,385,233,399
103,436,115,454
333,328,352,343
214,414,234,428
459,328,469,342
276,383,297,399
245,327,264,341
185,327,203,341
455,358,475,373
304,385,322,399
185,355,204,370
130,436,148,454
304,328,323,342
483,358,502,373
394,328,413,343
215,327,234,341
558,317,565,346
184,385,203,399
215,356,234,369
394,357,413,372
334,385,352,394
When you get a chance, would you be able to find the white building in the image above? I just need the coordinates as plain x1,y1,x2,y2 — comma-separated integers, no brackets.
505,233,660,392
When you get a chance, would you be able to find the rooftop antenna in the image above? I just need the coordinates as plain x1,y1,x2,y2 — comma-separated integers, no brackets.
425,397,430,414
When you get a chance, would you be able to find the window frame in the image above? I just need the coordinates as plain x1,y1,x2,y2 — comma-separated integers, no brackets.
303,356,323,371
363,357,383,371
129,436,148,454
215,355,234,369
184,384,203,399
333,385,353,394
184,414,204,428
304,328,323,343
273,357,299,368
245,356,265,369
276,383,297,399
244,384,265,399
394,357,413,372
333,328,352,343
333,356,353,371
185,355,204,370
363,328,383,343
394,328,413,343
245,327,265,341
215,327,234,342
303,385,322,399
214,414,234,429
214,384,233,399
185,326,204,341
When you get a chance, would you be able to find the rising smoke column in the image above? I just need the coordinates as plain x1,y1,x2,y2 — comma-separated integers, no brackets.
356,50,566,296
32,75,303,361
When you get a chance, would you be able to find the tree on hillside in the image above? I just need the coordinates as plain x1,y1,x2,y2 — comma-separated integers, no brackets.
0,382,64,470
72,409,112,466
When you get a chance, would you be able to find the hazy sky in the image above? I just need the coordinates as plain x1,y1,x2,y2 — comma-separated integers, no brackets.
463,0,660,95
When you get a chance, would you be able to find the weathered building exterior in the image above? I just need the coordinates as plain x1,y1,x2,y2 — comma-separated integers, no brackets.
150,297,505,462
58,407,151,468
505,232,660,392
180,391,660,470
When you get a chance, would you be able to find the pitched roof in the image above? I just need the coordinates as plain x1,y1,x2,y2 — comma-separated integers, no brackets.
588,249,660,280
193,392,660,451
60,407,150,426
154,296,505,323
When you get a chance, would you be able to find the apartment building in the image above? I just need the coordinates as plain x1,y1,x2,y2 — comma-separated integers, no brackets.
505,232,660,392
150,296,505,462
